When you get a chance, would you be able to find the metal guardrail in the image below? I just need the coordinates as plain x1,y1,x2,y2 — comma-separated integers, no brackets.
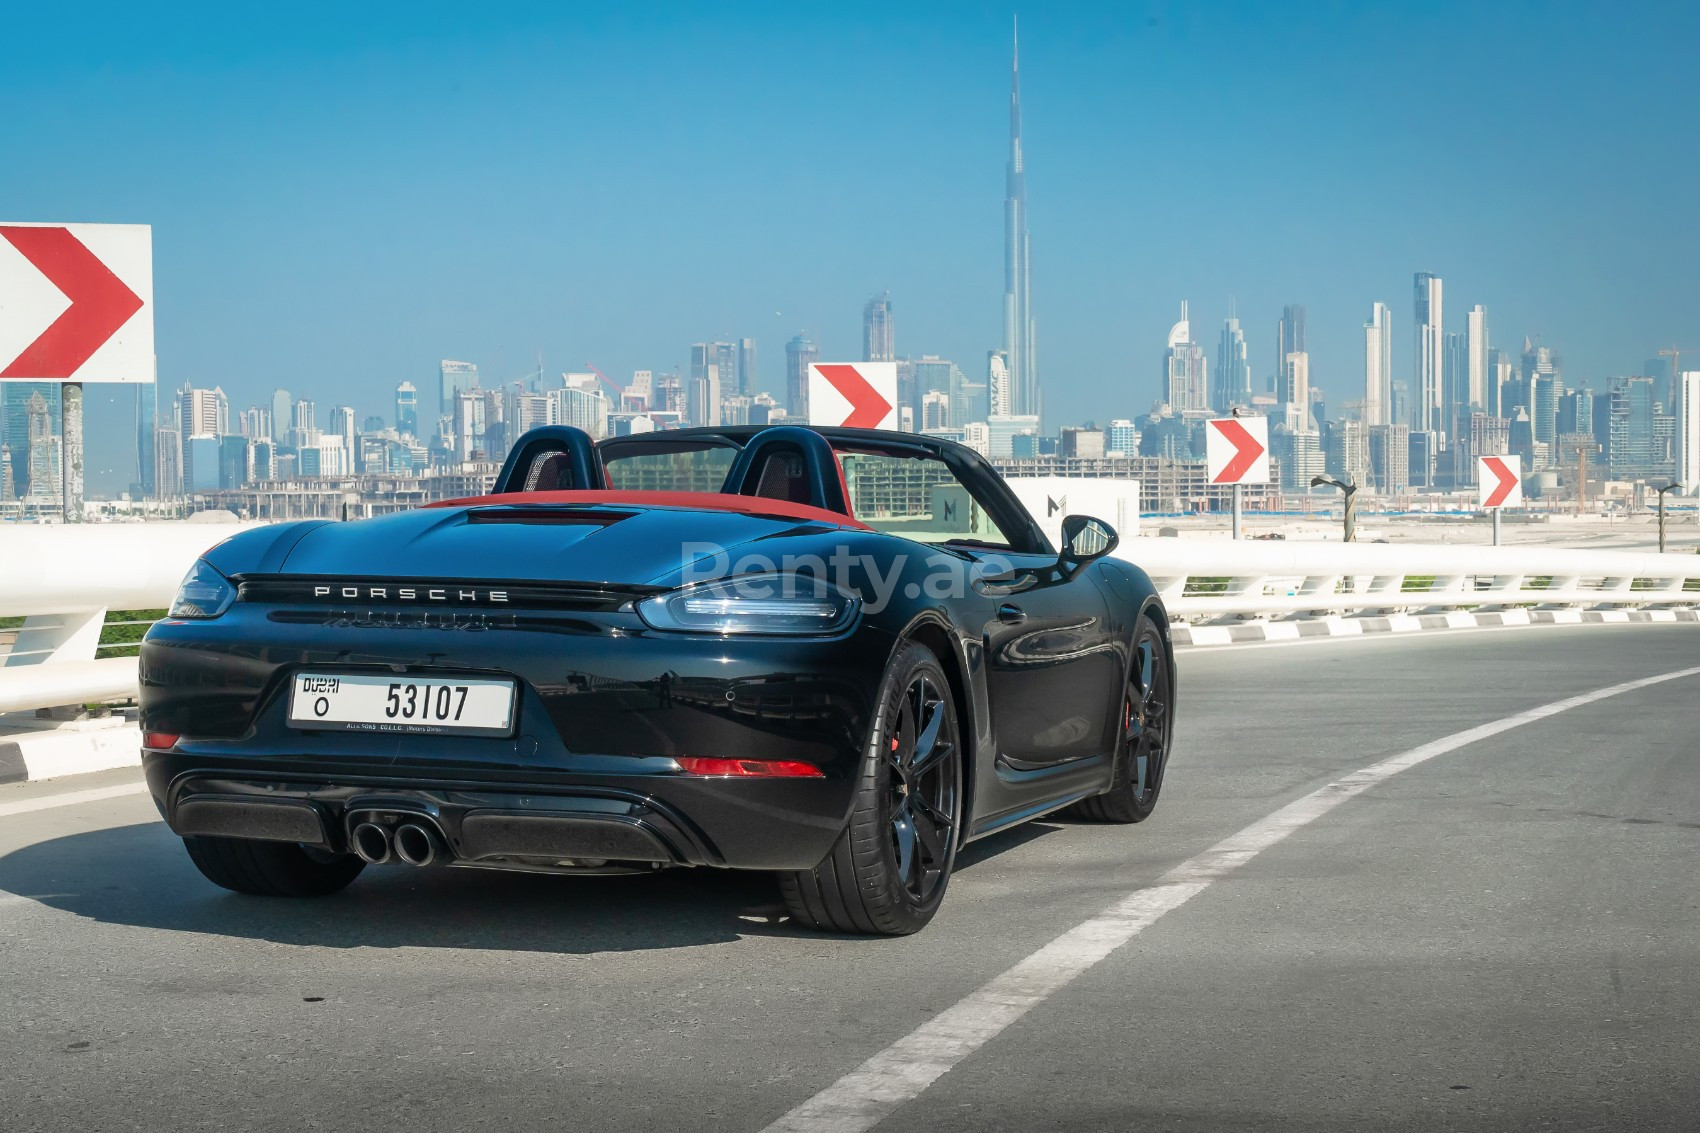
1121,539,1700,620
3,522,1697,715
1,522,264,714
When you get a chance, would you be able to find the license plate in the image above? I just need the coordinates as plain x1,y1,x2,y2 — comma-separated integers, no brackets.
288,672,517,737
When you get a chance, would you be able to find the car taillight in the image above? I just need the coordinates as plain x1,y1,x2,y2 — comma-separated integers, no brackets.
675,757,824,778
143,732,181,749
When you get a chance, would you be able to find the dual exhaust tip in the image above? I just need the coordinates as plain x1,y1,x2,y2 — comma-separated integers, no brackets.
351,820,444,866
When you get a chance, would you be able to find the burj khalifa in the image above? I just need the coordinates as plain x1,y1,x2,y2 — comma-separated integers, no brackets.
1003,20,1040,422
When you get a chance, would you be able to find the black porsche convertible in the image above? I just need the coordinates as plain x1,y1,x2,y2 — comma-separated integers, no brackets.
140,424,1174,934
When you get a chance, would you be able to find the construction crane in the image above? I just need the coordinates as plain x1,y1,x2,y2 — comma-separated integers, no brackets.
583,363,626,402
1659,346,1682,380
1564,436,1601,515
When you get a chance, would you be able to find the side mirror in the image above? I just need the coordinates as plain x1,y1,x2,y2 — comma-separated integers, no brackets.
1060,514,1118,564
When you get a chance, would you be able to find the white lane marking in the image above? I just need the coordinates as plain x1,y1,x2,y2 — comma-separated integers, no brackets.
760,664,1700,1133
0,782,148,818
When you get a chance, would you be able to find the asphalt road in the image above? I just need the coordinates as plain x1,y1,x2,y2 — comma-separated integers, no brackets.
2,623,1697,1132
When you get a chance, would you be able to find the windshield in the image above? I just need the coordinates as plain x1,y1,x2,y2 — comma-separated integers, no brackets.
836,450,1014,547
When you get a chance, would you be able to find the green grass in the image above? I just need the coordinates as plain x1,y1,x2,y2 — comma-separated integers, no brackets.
1525,576,1554,590
1182,577,1231,597
97,609,166,658
0,615,22,631
1399,576,1436,593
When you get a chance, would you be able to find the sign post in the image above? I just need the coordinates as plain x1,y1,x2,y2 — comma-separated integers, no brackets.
1477,454,1522,546
1205,415,1270,540
0,222,154,522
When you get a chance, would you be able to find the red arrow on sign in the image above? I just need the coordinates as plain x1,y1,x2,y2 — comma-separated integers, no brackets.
1481,456,1518,508
0,226,145,379
1210,418,1266,483
813,363,892,428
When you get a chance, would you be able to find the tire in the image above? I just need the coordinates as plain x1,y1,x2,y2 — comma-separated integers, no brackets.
1066,613,1173,824
779,641,964,935
183,835,365,897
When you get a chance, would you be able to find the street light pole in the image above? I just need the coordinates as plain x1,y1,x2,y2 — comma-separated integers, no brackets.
1309,475,1359,543
1655,483,1678,553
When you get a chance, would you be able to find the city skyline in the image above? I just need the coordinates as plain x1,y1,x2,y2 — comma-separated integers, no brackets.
3,3,1696,492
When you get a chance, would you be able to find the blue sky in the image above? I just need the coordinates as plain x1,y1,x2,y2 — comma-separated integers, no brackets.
4,1,1697,493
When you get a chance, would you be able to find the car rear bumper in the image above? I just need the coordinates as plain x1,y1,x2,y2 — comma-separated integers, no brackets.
139,610,898,870
145,753,860,871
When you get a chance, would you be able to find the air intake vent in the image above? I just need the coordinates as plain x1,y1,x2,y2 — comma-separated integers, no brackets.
464,507,633,527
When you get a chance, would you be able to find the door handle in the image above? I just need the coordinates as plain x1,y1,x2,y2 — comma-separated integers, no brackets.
996,603,1026,624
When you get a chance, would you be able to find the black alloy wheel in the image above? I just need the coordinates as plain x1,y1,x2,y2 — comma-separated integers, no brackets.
887,671,960,907
780,641,964,935
1067,614,1172,823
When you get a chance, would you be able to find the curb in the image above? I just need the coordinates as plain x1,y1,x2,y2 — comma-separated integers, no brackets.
0,721,143,785
1173,608,1700,647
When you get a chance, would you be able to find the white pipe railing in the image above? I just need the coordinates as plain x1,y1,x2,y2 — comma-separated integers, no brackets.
3,523,1696,716
1118,538,1700,620
1,522,263,713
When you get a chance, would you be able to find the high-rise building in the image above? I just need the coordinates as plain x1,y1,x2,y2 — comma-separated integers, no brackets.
1214,315,1251,411
450,389,485,460
136,382,157,497
986,414,1040,458
178,384,228,440
1533,372,1564,451
1060,427,1107,459
1677,372,1700,493
3,382,58,498
24,390,61,501
395,382,419,437
550,379,611,439
154,425,183,498
1002,21,1039,420
1443,331,1469,444
1558,389,1594,438
785,334,818,419
1488,349,1513,418
1413,272,1443,432
952,371,989,427
1279,352,1311,431
1364,302,1392,427
1644,356,1676,408
737,338,758,397
1163,302,1209,412
1369,423,1410,493
690,342,737,424
987,350,1011,417
0,444,13,503
1275,425,1323,491
330,406,357,465
1325,419,1370,486
1468,413,1511,462
1277,304,1306,395
439,360,479,421
269,389,291,444
1466,304,1489,413
622,371,653,413
1408,429,1440,488
920,390,951,431
1604,376,1669,479
863,293,894,363
292,399,318,447
912,357,957,427
1106,419,1139,457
